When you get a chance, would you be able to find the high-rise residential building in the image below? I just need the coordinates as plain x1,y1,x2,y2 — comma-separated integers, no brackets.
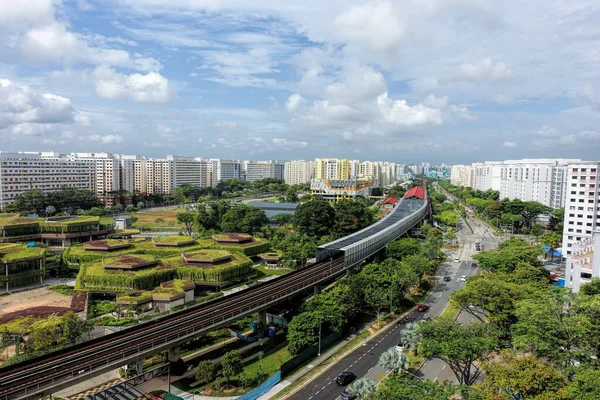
214,159,241,181
284,160,314,185
450,165,473,187
565,230,600,292
145,159,173,195
242,160,285,182
315,158,342,180
115,154,145,193
466,159,579,210
562,162,600,255
0,151,95,210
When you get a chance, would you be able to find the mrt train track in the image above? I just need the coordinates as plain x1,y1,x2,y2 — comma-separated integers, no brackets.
0,257,344,400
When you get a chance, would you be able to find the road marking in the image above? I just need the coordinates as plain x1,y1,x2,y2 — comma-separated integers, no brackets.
434,377,438,382
368,367,373,372
316,391,320,395
322,386,326,390
442,365,446,370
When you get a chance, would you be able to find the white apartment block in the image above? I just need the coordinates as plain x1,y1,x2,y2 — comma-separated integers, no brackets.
565,230,600,292
562,162,600,255
242,160,285,182
468,159,580,209
360,161,398,187
450,165,473,187
0,151,95,210
214,159,241,181
284,160,314,185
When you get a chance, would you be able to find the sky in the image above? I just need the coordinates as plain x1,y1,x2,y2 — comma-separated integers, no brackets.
0,0,599,164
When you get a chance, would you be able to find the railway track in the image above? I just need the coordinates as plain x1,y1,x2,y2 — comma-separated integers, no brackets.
0,257,344,400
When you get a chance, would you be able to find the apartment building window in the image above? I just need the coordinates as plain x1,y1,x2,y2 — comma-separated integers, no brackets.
568,236,573,240
568,228,573,232
592,169,597,173
581,169,587,172
571,191,577,195
570,214,575,217
577,222,582,225
572,183,577,187
579,207,584,210
587,231,592,234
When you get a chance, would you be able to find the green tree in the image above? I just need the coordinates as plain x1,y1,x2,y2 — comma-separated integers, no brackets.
293,198,335,237
176,212,197,235
378,348,410,374
530,224,544,238
418,318,499,386
221,205,268,234
221,350,243,387
195,360,216,385
474,241,543,272
370,374,459,400
287,312,321,355
333,199,374,237
399,322,420,355
540,231,562,248
522,201,552,230
387,238,421,260
451,274,527,331
271,213,294,226
512,290,591,366
60,312,91,344
567,369,600,400
404,253,431,286
346,378,377,400
475,350,567,400
285,187,299,202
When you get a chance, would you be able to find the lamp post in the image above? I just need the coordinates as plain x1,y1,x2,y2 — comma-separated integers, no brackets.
318,314,334,359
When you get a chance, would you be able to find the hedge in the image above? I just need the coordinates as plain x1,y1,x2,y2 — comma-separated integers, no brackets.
195,237,269,256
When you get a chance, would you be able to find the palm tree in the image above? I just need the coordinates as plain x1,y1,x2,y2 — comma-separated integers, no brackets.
379,348,410,374
346,378,376,400
400,322,420,355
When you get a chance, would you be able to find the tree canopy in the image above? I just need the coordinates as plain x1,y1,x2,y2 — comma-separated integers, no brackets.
293,197,335,237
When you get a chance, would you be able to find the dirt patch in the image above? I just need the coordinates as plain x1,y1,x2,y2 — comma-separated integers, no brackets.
0,287,72,315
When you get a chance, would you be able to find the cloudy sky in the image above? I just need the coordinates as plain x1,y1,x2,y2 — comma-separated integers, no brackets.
1,0,599,164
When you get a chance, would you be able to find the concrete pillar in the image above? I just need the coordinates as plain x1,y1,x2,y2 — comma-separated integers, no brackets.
257,310,267,327
313,283,322,296
167,346,180,363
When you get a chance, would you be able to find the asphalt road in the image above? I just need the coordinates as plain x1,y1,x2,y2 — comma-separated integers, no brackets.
289,219,483,400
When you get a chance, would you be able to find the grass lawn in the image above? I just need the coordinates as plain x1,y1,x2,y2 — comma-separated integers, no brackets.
439,301,460,320
243,345,292,377
49,284,74,297
132,208,186,228
254,264,293,278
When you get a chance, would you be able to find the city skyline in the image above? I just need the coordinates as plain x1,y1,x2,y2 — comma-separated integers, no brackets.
1,1,600,163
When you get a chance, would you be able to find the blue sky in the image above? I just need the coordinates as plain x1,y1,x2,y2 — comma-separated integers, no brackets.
1,0,599,164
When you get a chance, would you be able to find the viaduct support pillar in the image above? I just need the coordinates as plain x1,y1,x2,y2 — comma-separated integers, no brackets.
374,248,386,263
313,283,322,296
257,309,268,327
167,346,180,363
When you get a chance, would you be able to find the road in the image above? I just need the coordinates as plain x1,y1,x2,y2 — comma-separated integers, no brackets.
417,209,500,384
288,217,485,400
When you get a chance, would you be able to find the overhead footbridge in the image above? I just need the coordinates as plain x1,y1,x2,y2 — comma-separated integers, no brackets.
0,183,429,400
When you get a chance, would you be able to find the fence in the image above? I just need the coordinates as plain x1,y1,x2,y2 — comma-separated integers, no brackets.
236,371,281,400
280,331,343,377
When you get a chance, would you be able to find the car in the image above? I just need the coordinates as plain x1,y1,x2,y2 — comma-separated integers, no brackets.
443,276,452,282
336,372,356,386
454,258,460,263
341,390,354,400
417,304,428,312
459,275,467,282
395,341,408,352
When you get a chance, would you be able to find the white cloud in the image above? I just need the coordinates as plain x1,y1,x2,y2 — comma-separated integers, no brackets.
461,58,512,82
491,94,515,105
272,138,307,149
285,93,304,112
0,0,55,30
90,134,123,144
503,141,517,147
214,121,239,129
0,78,75,128
333,2,405,55
10,123,52,136
93,66,171,104
377,93,443,126
536,125,559,137
156,124,180,139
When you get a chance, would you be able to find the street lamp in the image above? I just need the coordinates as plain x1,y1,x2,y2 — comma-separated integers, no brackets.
318,314,334,359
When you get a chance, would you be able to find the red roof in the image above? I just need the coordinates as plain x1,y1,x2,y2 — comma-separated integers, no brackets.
404,186,424,200
382,197,399,205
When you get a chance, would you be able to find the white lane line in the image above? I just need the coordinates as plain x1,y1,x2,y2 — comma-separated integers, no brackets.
309,397,313,399
322,386,326,390
442,365,446,370
368,367,373,372
316,391,320,395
